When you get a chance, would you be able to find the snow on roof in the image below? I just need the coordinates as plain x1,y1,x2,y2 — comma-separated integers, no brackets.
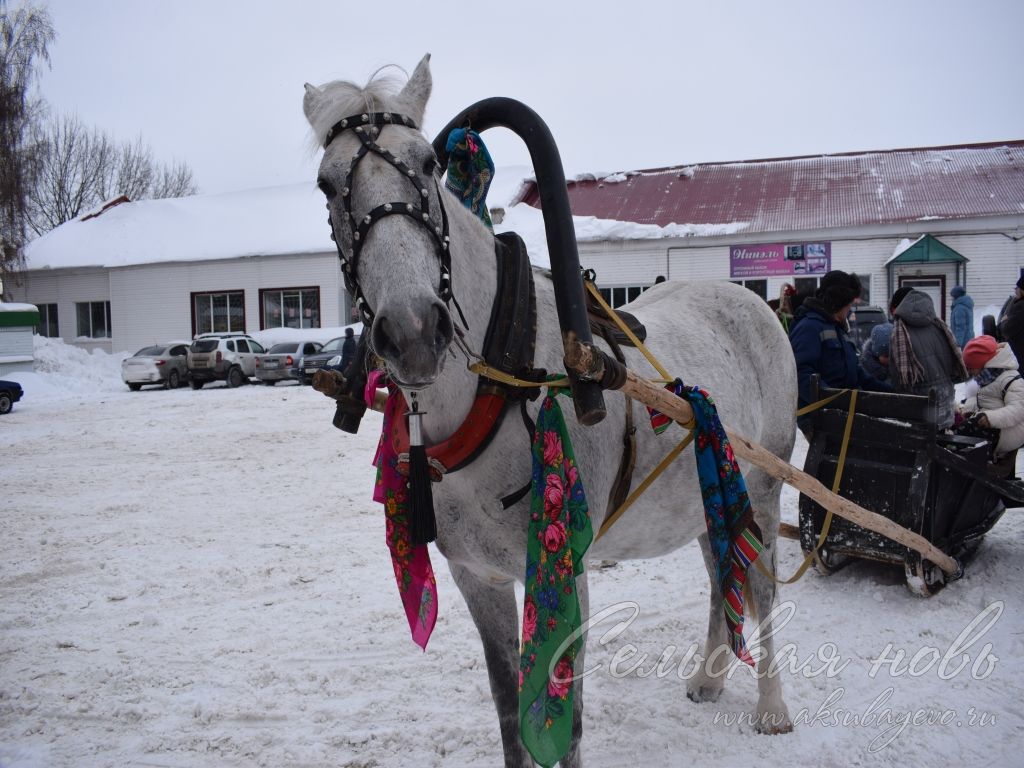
0,302,39,312
24,183,335,271
886,235,925,264
21,163,746,274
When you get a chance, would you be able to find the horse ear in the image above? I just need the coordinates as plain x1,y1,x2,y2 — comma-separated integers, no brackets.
303,82,324,125
397,54,432,124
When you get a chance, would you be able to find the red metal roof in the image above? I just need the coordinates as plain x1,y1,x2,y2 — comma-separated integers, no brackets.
516,140,1024,233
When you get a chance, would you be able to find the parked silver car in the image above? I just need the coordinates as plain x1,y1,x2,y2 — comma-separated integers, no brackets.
122,342,191,390
187,333,266,389
256,340,324,385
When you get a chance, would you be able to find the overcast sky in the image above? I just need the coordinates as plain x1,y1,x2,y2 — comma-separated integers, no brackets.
35,0,1024,197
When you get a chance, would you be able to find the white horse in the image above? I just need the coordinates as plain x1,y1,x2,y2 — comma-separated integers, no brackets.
304,55,797,767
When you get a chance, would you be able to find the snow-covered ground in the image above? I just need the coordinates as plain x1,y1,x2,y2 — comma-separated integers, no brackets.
1,341,1023,767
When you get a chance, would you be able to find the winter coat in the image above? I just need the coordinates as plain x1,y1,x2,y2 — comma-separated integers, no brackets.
789,298,892,419
889,290,966,428
1000,297,1024,371
340,335,357,370
859,322,892,382
961,343,1024,457
949,294,975,349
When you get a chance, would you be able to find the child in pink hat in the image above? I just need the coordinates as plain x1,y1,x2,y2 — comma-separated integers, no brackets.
959,335,1024,475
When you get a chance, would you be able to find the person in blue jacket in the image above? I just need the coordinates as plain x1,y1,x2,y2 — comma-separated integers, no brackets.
949,285,975,349
790,270,892,437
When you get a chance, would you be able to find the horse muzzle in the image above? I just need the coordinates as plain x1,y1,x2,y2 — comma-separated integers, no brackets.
370,297,454,388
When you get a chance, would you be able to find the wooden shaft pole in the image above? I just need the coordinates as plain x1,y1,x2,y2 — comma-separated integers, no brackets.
562,340,960,576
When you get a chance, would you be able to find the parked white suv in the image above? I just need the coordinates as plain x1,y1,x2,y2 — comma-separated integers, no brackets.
187,333,266,389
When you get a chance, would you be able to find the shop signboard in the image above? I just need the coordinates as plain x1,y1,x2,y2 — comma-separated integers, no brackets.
729,242,831,278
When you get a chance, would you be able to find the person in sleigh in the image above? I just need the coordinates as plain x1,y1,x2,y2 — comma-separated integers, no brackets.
958,335,1024,478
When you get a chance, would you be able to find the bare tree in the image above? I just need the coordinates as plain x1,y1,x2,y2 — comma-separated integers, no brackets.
152,159,197,199
0,0,54,293
27,117,199,235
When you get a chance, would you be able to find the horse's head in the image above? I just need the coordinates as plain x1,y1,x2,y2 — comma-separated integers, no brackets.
303,55,454,389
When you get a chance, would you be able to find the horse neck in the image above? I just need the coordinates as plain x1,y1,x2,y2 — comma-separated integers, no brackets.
411,201,499,444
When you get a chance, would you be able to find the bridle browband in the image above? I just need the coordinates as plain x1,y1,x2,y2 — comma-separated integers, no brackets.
321,111,462,326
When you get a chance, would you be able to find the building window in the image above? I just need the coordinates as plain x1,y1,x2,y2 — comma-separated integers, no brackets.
36,303,59,337
193,291,245,335
856,273,872,306
76,301,111,338
260,287,321,329
597,285,648,309
793,277,819,296
730,279,768,301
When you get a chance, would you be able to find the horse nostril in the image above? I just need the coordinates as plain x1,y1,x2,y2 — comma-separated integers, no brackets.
432,303,454,351
371,316,398,360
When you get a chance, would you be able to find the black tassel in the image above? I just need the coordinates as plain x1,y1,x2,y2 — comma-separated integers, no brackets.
407,398,437,546
408,444,437,545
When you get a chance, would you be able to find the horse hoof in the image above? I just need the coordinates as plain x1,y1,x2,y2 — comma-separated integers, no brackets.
755,709,793,734
686,684,723,703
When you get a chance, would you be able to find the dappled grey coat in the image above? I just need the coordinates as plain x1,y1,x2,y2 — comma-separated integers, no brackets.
889,290,966,428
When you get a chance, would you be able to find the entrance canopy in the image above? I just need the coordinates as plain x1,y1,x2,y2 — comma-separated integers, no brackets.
885,234,968,266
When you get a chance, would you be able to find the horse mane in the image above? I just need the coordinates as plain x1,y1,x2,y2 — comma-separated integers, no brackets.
306,67,407,149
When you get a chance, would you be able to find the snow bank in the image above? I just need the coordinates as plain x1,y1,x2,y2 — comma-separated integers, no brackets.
3,336,129,403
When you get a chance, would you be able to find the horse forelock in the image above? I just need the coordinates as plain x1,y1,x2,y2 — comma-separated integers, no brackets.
306,70,407,149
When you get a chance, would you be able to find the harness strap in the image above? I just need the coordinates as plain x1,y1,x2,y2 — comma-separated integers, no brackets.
756,388,859,584
322,110,455,326
390,389,509,476
500,400,537,509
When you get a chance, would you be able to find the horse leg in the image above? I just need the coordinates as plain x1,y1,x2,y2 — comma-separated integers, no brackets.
559,572,589,768
744,467,793,734
686,532,730,704
449,563,534,768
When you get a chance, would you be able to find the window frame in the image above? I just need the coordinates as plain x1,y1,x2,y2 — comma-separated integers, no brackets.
596,283,653,309
258,286,322,330
191,290,246,337
75,300,111,339
35,303,59,337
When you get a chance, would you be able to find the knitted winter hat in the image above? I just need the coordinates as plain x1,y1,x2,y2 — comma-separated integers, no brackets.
951,285,966,299
962,335,998,370
869,323,893,357
890,286,914,314
817,270,861,313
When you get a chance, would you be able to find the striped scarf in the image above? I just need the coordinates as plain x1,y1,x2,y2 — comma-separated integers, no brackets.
890,318,968,390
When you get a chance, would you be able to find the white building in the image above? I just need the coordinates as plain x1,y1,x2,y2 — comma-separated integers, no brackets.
8,141,1023,355
517,140,1024,319
7,185,347,354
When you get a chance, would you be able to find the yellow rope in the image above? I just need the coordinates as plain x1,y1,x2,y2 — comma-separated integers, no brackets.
596,431,695,542
467,361,571,390
796,389,848,417
584,281,672,381
755,389,859,584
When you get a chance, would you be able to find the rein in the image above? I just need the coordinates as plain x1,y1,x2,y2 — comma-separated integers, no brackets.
321,111,463,327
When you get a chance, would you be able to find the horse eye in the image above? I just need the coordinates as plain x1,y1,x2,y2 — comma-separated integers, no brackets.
422,157,439,176
317,177,337,199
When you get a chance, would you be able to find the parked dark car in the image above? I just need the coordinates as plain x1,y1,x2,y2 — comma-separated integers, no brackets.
299,334,360,378
0,379,24,414
847,305,888,352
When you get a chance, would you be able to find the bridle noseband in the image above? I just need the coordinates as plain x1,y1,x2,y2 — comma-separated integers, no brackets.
322,111,460,326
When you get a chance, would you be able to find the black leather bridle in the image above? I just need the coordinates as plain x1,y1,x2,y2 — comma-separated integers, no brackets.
320,111,459,326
